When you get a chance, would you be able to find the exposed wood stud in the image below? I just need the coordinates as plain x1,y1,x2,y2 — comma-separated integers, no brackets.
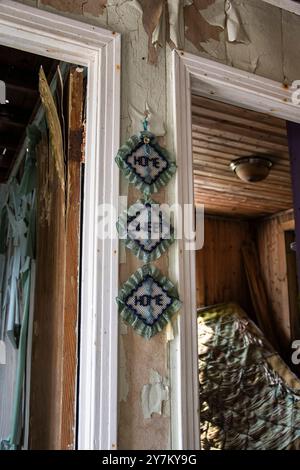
61,66,84,450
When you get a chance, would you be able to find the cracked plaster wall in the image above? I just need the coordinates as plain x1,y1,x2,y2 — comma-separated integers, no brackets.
14,0,300,450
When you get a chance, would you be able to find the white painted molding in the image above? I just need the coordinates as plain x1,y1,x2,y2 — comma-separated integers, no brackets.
171,49,300,450
262,0,300,15
188,53,300,123
0,0,120,450
170,51,200,451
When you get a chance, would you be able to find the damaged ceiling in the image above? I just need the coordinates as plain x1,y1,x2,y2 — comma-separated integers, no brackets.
192,95,293,217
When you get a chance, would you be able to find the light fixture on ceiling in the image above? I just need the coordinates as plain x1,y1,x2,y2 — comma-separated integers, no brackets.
230,156,273,183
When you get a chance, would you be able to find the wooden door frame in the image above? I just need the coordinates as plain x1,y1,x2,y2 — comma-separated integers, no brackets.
0,0,120,450
171,50,300,449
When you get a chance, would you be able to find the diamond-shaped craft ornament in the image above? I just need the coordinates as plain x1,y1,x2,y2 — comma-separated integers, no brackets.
115,130,177,194
117,196,175,262
117,265,182,339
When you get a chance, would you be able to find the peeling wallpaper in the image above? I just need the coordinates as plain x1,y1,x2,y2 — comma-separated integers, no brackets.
39,0,107,16
183,0,300,82
13,0,300,450
184,2,222,51
134,0,165,64
18,0,300,84
141,369,169,420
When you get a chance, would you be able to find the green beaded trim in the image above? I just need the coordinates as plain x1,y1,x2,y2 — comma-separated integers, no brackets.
115,131,177,195
117,265,182,339
117,195,175,262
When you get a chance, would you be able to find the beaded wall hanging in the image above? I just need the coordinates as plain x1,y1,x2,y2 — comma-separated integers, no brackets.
117,265,182,339
115,126,177,195
116,117,181,338
117,196,175,263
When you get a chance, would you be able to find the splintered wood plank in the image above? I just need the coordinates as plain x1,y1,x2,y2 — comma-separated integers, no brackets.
61,66,83,450
29,67,67,450
29,67,83,449
30,134,66,450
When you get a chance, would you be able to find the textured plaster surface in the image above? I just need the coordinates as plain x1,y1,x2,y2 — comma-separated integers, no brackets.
13,0,300,450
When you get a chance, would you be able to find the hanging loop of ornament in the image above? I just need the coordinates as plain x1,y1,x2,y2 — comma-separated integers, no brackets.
143,114,149,132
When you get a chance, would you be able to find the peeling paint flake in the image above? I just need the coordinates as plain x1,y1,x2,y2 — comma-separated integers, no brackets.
137,0,165,65
165,321,174,341
141,369,169,419
194,0,219,9
197,0,226,28
184,2,222,51
225,0,249,44
40,0,107,16
167,0,184,49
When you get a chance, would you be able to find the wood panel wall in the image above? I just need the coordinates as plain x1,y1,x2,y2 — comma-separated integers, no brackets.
196,216,254,317
196,211,298,370
256,210,295,358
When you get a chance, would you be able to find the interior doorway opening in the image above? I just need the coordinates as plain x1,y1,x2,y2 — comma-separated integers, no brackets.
0,2,120,450
0,43,87,449
192,93,300,450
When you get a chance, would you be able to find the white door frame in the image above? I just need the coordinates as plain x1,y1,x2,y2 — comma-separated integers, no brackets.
171,50,300,450
0,0,120,450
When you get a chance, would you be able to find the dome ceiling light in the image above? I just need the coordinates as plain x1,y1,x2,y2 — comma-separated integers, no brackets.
230,156,273,183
